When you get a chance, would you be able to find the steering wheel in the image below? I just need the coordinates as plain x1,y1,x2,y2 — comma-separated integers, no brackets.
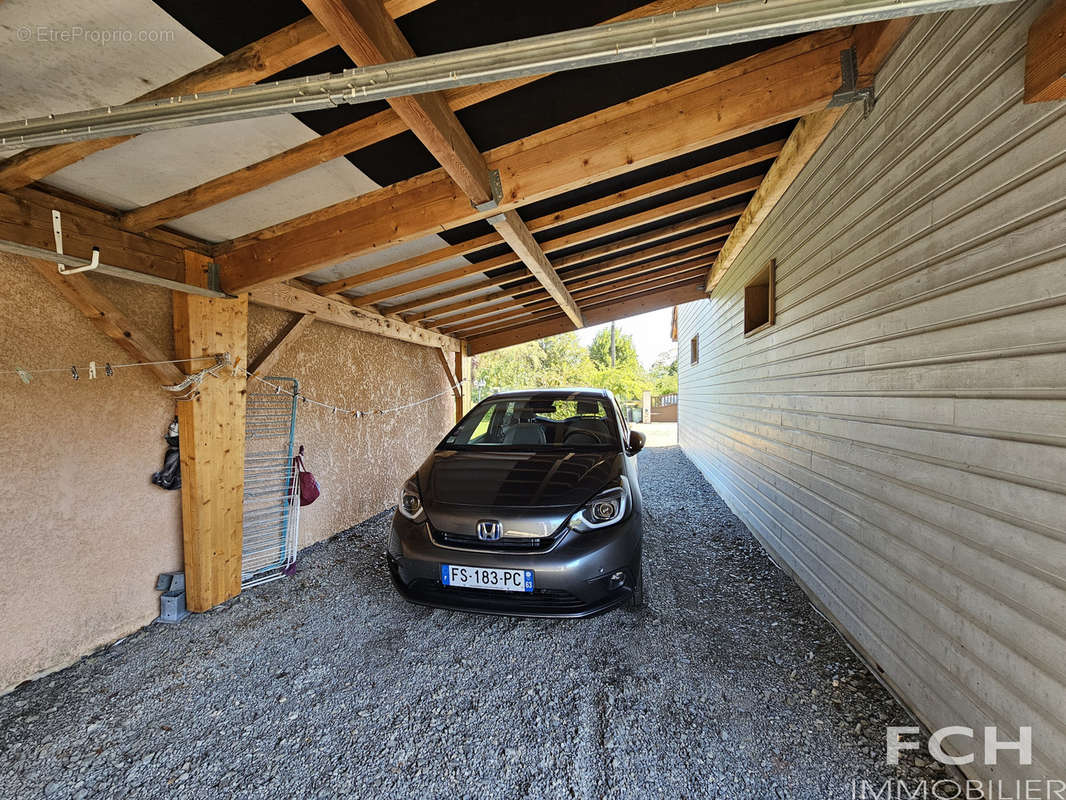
564,429,603,444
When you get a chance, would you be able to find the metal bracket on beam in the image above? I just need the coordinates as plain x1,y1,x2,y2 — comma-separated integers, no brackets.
206,261,224,295
828,48,875,118
472,169,503,212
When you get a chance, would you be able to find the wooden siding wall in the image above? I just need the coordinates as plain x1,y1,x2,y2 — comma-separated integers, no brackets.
676,1,1066,788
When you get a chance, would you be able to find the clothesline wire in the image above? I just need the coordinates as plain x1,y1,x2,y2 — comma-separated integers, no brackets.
5,352,467,418
1,355,218,375
236,366,465,418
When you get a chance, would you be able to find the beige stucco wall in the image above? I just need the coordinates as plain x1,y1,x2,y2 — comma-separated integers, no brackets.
0,252,453,693
247,306,455,549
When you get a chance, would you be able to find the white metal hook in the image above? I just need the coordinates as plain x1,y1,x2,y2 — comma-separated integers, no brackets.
53,210,101,275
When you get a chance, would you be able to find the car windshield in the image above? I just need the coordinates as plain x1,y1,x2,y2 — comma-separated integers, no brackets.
443,394,620,450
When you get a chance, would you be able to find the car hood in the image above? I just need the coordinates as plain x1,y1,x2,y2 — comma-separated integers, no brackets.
422,449,619,507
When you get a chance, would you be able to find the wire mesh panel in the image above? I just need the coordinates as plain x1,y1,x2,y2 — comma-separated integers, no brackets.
242,377,299,587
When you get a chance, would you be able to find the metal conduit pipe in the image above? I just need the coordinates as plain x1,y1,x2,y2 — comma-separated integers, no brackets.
0,238,229,298
0,0,1011,150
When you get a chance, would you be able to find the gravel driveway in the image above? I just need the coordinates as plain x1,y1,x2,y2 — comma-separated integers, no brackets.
0,444,951,799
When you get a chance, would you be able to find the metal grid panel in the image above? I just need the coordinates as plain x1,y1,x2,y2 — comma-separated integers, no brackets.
242,377,299,587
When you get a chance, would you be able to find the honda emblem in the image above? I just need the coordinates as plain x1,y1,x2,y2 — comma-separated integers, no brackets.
476,520,502,541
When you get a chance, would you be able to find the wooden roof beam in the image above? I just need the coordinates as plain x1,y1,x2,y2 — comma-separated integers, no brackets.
442,255,718,336
432,240,725,331
467,278,707,354
0,0,438,193
119,0,716,234
313,139,781,296
707,19,912,292
347,186,752,309
383,216,737,317
303,0,581,327
216,28,852,291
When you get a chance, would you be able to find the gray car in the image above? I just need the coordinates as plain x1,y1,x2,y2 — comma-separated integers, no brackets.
387,388,646,617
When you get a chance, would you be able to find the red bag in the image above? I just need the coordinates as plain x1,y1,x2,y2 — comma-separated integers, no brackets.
293,445,321,506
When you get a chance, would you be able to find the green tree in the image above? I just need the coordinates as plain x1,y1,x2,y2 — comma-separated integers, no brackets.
649,349,678,396
588,328,639,369
472,332,592,400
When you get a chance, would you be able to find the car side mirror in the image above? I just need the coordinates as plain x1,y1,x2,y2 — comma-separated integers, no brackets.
627,430,646,455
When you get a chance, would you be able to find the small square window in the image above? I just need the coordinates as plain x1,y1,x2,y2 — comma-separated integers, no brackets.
744,259,776,336
690,334,700,365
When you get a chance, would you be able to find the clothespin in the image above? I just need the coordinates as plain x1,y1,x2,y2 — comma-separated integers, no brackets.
104,363,113,377
88,361,97,379
71,365,79,381
15,367,31,384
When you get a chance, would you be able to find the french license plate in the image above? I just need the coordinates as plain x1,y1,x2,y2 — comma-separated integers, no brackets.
441,564,533,592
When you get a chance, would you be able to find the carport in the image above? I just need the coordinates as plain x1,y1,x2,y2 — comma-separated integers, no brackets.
1,0,1064,796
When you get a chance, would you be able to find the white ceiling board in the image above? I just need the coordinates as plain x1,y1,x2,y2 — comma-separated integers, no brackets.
339,255,480,296
0,0,215,126
367,276,504,309
167,158,383,242
0,0,468,270
303,234,482,284
40,116,323,206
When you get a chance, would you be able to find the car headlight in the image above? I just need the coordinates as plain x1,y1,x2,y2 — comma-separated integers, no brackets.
568,476,630,532
398,477,425,521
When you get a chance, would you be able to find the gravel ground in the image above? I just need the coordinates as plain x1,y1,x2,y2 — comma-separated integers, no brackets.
0,444,953,799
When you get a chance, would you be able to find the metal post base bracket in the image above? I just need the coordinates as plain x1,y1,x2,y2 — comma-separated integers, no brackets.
828,47,876,117
472,169,503,212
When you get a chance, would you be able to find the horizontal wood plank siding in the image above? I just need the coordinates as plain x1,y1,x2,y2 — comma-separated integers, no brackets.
677,2,1066,787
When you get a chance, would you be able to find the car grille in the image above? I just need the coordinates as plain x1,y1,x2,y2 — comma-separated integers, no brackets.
408,580,587,612
432,530,558,552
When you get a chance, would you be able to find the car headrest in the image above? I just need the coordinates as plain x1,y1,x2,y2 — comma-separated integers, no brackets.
576,399,599,415
502,423,546,445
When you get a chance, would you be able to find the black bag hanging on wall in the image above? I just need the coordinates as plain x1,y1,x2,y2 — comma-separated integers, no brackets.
152,417,181,491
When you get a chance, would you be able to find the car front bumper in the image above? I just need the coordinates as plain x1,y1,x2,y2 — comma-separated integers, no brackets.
386,511,641,618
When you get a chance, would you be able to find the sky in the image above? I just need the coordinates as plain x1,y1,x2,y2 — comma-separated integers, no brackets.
575,306,676,368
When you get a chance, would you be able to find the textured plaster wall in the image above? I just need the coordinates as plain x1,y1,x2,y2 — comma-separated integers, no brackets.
247,307,455,549
0,252,182,693
0,251,454,692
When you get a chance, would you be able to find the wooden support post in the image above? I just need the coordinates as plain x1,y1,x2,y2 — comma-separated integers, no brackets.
454,341,471,423
173,252,248,612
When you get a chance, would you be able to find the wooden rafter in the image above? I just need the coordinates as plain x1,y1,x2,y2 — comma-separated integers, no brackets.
706,110,845,293
442,258,716,336
433,241,725,332
1025,0,1066,102
1,191,192,283
347,184,753,310
119,0,717,234
0,0,436,192
707,19,913,292
481,270,708,340
468,279,707,355
303,0,582,328
247,283,459,351
0,18,331,192
215,28,852,292
313,140,782,297
376,213,740,317
415,235,722,326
